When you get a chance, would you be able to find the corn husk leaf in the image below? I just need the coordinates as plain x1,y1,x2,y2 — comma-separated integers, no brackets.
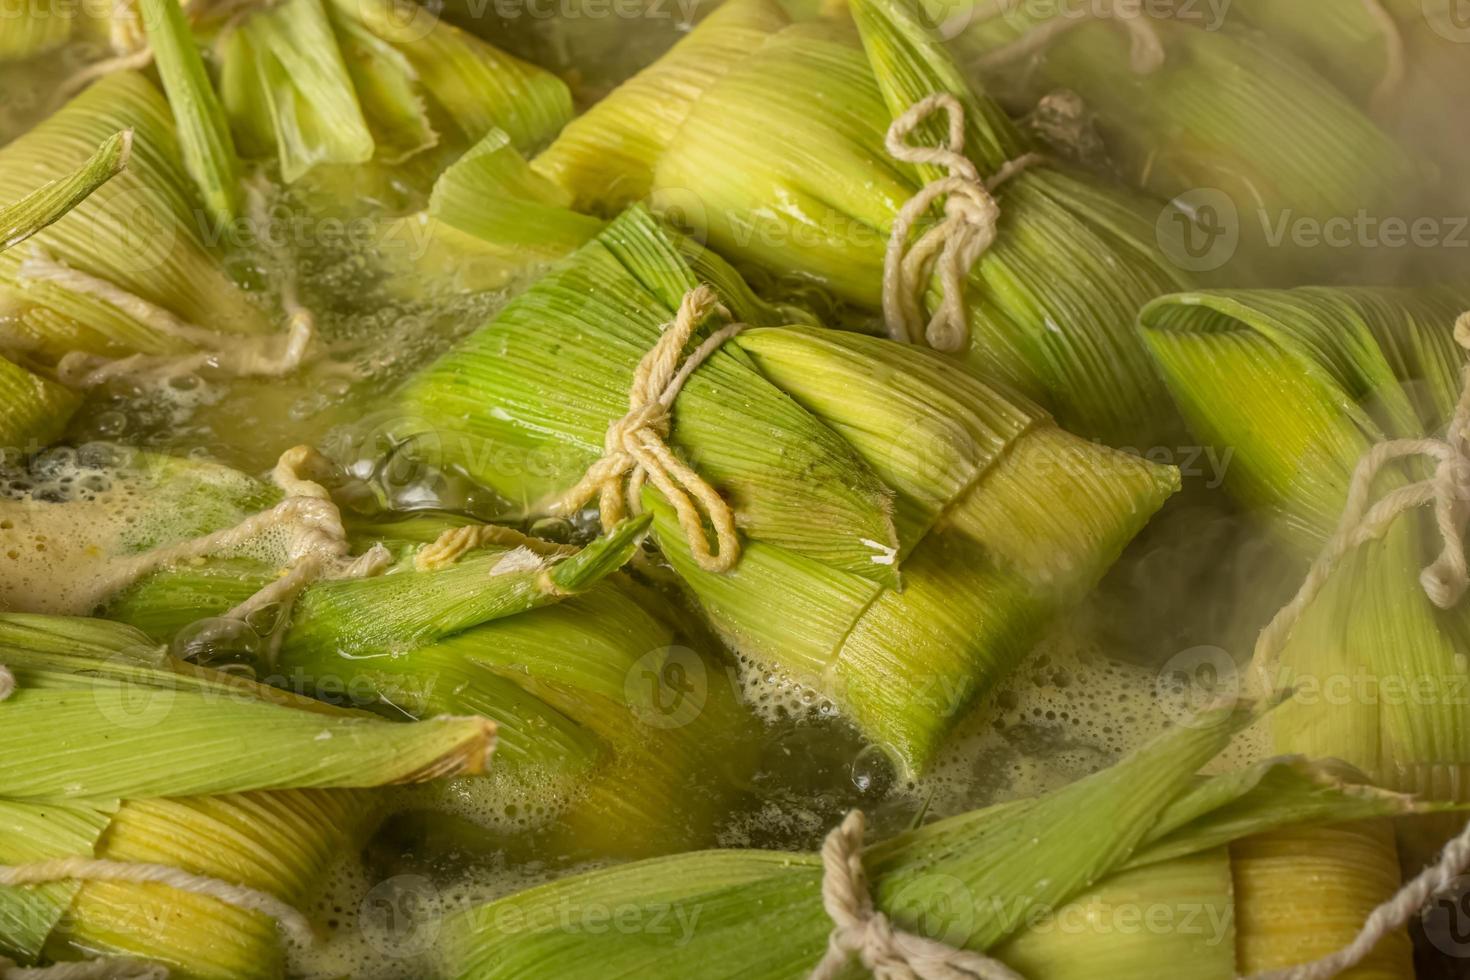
0,800,117,963
43,789,376,979
437,703,1438,978
105,517,754,859
0,73,271,360
215,0,572,181
390,205,901,585
381,128,605,293
0,130,131,254
530,0,790,212
946,0,1423,281
653,326,1177,774
610,0,1188,446
0,0,78,62
0,356,79,451
139,0,242,225
1140,286,1470,798
0,613,495,801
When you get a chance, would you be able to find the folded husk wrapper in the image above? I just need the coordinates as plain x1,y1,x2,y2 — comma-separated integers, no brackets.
390,205,902,585
41,790,377,979
103,512,756,859
0,613,496,800
533,0,1189,447
438,704,1435,978
215,0,572,181
946,1,1423,282
656,325,1178,774
1140,286,1470,798
0,72,271,360
0,614,488,973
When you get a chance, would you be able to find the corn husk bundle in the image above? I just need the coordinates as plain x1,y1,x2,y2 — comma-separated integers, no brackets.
0,129,131,450
388,206,1177,775
529,0,1189,448
437,703,1430,979
0,613,496,976
211,0,572,182
944,0,1423,282
1140,286,1470,799
91,477,754,861
0,71,271,362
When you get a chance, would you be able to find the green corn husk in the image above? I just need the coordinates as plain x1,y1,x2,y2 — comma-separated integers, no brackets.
388,206,1175,774
381,128,605,293
0,72,271,361
102,515,756,859
0,613,496,800
945,0,1422,281
1139,286,1470,800
653,325,1177,773
437,703,1437,979
390,205,902,585
138,0,242,225
1230,0,1470,209
0,357,77,451
529,0,792,213
1,130,132,254
531,0,1189,447
214,0,572,182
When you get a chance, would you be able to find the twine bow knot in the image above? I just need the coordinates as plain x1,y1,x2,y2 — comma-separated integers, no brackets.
551,285,746,573
883,94,1043,354
811,811,1022,980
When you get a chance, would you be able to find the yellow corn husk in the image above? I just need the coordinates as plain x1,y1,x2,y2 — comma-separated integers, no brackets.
0,72,271,361
214,0,572,182
1230,822,1411,980
381,128,605,294
0,0,78,63
530,0,790,213
1139,287,1470,802
45,790,377,979
438,705,1444,979
0,357,78,451
0,800,114,963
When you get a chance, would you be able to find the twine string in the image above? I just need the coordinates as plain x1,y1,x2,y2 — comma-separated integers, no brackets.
972,0,1166,74
549,285,745,574
882,94,1043,353
811,811,1024,980
1243,313,1470,979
